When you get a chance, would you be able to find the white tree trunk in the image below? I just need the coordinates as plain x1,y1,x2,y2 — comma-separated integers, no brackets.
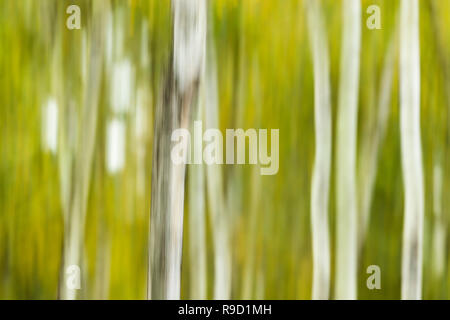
305,0,332,300
399,0,424,300
148,0,206,300
335,0,361,300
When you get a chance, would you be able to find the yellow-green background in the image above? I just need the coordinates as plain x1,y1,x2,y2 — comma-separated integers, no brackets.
1,0,449,299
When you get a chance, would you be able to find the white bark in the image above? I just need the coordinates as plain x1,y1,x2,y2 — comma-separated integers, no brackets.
305,0,332,300
335,0,361,300
399,0,424,300
148,0,206,300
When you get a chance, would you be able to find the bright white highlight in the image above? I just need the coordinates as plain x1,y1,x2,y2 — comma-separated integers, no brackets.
106,119,126,174
111,59,134,113
42,98,59,154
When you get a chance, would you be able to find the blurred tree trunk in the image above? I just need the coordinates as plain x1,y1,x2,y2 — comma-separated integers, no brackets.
59,0,107,299
241,63,263,300
358,28,397,254
427,0,450,150
335,0,361,300
305,0,332,300
188,79,207,300
432,160,446,285
399,0,424,300
203,29,232,299
427,0,449,292
148,0,206,300
241,166,261,299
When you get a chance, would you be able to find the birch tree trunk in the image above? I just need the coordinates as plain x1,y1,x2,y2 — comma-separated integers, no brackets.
204,32,231,300
59,0,106,299
427,0,450,147
305,0,332,300
51,2,76,299
241,165,262,299
427,0,449,289
358,28,397,254
432,160,446,282
335,0,361,300
241,60,263,300
148,0,206,300
188,79,207,300
399,0,424,300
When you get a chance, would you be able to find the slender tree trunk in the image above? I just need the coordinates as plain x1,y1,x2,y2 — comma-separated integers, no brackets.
399,0,424,300
50,2,75,299
335,0,361,300
148,0,206,300
305,0,332,300
427,0,450,147
204,35,231,300
59,0,106,299
188,81,207,300
432,160,446,283
358,28,397,254
241,61,263,300
427,0,449,291
94,214,111,299
241,165,262,299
